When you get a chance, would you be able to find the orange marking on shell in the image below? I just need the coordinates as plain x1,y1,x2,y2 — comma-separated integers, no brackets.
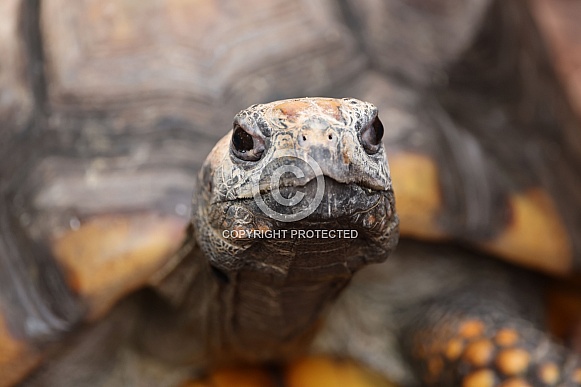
538,362,560,385
209,366,275,387
180,382,210,387
285,356,394,387
446,338,465,361
573,368,581,383
498,378,533,387
496,348,531,376
481,189,572,275
52,213,187,320
462,369,495,387
463,339,494,367
179,365,276,387
389,152,447,240
0,316,43,387
494,328,519,347
459,320,486,339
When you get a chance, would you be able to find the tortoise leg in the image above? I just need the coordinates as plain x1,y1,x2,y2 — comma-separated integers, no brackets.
404,286,581,386
314,242,581,387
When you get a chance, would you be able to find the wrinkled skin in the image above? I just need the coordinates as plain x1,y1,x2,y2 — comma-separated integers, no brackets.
192,97,398,364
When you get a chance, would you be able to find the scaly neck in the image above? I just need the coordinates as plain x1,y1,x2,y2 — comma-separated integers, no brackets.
203,236,358,364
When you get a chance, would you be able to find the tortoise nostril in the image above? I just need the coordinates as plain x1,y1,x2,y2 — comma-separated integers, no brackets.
302,135,307,141
328,134,333,140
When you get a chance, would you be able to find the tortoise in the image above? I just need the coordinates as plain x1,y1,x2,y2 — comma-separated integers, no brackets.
1,0,581,386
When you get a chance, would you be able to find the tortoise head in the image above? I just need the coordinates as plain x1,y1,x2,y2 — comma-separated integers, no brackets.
191,97,399,360
193,97,398,278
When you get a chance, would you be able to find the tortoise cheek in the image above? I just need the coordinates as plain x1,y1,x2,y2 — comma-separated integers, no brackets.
201,164,213,194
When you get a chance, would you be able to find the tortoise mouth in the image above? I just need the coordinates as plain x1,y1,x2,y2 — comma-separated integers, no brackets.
221,176,388,222
213,176,395,245
205,179,396,277
284,176,386,221
198,175,398,290
203,175,397,265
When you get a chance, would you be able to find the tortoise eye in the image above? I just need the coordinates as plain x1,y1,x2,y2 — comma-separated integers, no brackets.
361,116,384,154
231,125,264,161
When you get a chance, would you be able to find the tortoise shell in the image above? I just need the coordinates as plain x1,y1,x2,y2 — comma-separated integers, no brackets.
0,0,580,386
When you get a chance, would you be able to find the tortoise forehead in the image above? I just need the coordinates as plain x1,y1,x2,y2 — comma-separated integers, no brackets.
271,98,344,123
236,97,377,133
